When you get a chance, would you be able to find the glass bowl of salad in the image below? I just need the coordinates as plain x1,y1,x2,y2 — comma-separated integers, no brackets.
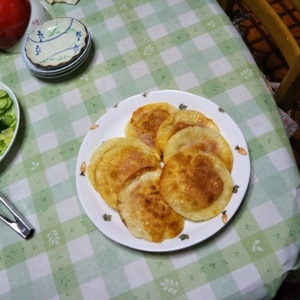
0,82,20,162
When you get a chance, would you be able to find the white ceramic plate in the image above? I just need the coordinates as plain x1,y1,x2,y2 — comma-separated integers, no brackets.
24,33,92,79
0,82,20,162
76,90,250,252
24,17,88,69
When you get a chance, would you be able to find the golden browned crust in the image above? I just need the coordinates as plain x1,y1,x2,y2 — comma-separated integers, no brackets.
87,138,160,209
125,102,178,159
163,126,233,171
118,168,185,243
156,110,219,155
87,102,235,242
160,148,233,221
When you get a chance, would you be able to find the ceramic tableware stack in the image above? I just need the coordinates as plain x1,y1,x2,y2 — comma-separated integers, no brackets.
21,17,92,78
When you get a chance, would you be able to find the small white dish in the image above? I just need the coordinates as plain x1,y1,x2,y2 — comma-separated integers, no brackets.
32,39,92,79
0,82,20,162
24,17,88,69
22,31,92,78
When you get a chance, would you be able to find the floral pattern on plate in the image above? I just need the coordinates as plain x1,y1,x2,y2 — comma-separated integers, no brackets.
24,17,88,69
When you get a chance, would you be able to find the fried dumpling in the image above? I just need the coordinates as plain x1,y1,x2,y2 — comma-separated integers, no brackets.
125,102,178,159
156,109,219,155
160,148,233,221
87,138,160,209
163,126,233,171
118,168,185,243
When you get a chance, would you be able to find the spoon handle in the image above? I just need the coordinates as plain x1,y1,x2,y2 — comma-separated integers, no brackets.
0,194,34,239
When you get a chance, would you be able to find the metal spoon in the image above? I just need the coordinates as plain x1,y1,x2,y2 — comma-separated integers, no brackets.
0,193,34,239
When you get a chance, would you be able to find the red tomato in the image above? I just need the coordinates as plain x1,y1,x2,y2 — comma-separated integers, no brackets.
0,0,31,50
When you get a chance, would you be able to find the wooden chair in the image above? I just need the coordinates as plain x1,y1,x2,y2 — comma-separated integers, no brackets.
218,0,300,110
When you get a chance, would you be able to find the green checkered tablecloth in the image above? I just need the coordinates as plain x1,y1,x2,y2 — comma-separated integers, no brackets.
0,0,299,299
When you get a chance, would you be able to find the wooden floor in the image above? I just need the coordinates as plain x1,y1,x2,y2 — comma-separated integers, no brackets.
231,0,300,171
228,1,300,298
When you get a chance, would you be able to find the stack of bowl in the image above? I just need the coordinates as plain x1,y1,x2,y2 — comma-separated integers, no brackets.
22,17,92,78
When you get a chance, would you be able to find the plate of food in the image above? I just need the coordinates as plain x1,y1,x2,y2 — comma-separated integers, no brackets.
76,90,250,252
0,82,20,162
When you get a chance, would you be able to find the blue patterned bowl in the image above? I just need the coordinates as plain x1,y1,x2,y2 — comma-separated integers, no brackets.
24,17,88,69
22,31,92,78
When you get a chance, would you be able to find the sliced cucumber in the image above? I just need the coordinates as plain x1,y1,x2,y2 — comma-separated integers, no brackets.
0,90,8,98
0,88,17,156
0,97,13,114
0,97,9,110
1,114,15,126
4,97,12,110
